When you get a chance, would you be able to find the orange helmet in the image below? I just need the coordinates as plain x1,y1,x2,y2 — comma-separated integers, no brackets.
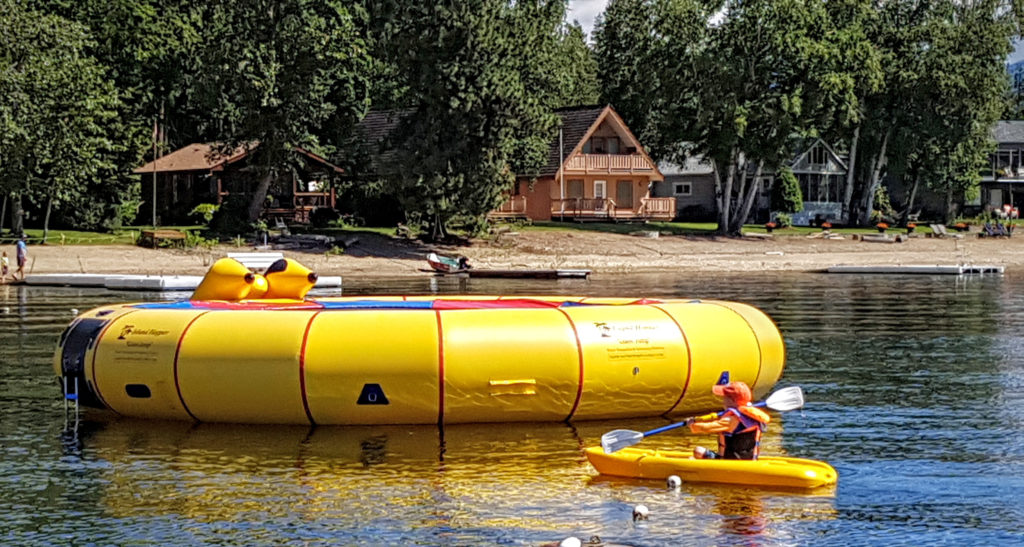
712,381,752,405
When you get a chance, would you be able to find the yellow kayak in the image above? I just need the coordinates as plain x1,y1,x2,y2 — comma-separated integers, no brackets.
584,446,838,489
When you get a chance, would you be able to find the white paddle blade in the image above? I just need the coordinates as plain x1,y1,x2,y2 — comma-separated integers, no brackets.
764,386,804,412
601,429,644,453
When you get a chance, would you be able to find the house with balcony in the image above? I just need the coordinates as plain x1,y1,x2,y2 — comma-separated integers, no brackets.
495,105,670,222
976,120,1024,217
134,143,340,225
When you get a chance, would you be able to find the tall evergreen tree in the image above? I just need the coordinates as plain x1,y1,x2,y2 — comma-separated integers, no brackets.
365,0,568,239
189,0,371,224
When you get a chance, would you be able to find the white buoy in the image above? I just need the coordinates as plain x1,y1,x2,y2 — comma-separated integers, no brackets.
559,537,582,547
633,504,649,521
667,475,682,489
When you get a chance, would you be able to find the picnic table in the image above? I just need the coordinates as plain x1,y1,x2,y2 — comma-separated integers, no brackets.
140,229,187,248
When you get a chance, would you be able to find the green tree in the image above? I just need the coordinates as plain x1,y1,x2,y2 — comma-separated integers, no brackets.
593,0,659,141
30,0,201,229
365,0,567,239
189,0,371,224
0,1,121,239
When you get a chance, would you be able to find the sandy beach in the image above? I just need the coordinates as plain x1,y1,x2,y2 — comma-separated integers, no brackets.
4,229,1024,281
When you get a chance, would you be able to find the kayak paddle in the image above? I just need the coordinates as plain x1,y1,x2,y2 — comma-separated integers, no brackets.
600,386,805,453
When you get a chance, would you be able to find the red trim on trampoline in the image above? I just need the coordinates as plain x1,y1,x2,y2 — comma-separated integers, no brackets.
652,304,694,416
431,299,563,310
435,310,446,426
88,309,139,414
556,307,586,422
173,312,208,422
298,311,321,425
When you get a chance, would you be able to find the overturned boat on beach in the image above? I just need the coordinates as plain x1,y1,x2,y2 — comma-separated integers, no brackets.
54,258,785,425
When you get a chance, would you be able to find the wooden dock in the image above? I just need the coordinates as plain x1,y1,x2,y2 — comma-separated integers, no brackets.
22,273,343,291
826,265,1004,275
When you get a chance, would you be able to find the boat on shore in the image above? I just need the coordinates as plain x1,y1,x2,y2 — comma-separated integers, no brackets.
426,252,591,279
584,446,837,489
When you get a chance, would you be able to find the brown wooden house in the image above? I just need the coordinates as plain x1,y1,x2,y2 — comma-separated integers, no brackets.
495,105,670,221
133,143,340,225
355,105,670,223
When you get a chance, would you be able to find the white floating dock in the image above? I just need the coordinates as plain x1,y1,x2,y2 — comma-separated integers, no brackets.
23,273,342,291
826,265,1004,275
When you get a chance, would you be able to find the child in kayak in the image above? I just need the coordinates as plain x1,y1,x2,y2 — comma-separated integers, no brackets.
688,381,771,460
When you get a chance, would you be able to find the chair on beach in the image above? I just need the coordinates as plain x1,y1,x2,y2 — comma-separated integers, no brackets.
930,224,962,239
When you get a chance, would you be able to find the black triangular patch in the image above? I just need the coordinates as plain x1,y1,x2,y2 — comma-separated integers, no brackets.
357,383,389,405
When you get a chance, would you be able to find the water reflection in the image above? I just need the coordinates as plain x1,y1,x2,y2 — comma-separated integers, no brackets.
2,272,1024,544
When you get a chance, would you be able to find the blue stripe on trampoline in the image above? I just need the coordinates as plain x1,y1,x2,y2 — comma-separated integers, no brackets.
132,301,197,309
317,300,435,310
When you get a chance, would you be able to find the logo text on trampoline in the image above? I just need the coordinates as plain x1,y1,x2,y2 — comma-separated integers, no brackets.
118,325,170,340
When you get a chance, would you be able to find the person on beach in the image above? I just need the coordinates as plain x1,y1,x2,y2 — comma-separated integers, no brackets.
15,237,27,280
688,381,770,460
1,251,8,282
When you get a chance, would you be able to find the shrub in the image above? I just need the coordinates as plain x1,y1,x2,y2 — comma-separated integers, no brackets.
773,212,793,228
189,203,220,224
771,167,803,213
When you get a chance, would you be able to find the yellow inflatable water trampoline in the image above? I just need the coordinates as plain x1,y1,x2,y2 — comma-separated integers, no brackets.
54,258,785,425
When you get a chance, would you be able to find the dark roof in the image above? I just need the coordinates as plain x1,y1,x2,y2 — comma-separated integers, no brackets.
538,105,607,176
134,143,342,174
352,109,409,175
351,105,609,178
993,121,1024,144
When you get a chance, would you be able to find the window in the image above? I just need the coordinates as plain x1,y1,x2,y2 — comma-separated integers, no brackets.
673,182,692,196
567,179,584,198
810,145,827,166
607,137,620,154
594,180,606,199
591,137,606,154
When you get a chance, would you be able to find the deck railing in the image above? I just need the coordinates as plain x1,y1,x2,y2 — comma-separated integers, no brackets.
491,195,528,216
563,153,655,173
639,197,676,220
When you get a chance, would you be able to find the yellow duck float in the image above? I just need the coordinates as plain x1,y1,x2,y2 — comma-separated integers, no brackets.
55,257,786,425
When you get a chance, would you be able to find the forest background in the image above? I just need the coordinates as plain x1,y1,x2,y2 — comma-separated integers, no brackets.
2,0,1022,241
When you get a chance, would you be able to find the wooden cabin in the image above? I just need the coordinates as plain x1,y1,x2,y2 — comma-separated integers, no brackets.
495,105,671,222
133,143,340,225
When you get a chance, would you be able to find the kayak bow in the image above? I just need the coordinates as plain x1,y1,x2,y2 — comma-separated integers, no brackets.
584,446,837,489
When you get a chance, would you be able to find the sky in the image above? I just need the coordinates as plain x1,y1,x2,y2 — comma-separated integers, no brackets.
566,0,606,35
568,0,1024,65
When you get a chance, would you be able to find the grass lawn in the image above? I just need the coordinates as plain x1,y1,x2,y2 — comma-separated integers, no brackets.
1,226,204,245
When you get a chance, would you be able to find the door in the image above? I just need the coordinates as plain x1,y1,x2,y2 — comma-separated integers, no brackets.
616,180,633,209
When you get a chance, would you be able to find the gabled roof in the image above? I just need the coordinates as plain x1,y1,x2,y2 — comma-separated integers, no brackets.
992,121,1024,144
134,143,342,174
133,143,249,174
790,138,848,173
352,105,661,180
540,105,606,176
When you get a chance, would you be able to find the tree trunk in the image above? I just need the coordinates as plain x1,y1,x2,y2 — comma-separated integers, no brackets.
0,195,6,235
944,186,955,224
857,127,890,225
714,149,741,234
901,171,920,225
246,170,275,222
12,194,24,236
730,160,764,234
841,124,860,224
43,196,52,244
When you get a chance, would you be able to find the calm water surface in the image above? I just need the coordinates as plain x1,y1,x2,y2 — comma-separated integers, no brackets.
2,272,1022,546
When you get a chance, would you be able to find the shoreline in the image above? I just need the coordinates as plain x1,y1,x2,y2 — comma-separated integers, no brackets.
3,230,1024,281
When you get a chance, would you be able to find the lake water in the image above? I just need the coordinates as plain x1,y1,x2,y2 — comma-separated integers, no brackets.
2,271,1022,546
